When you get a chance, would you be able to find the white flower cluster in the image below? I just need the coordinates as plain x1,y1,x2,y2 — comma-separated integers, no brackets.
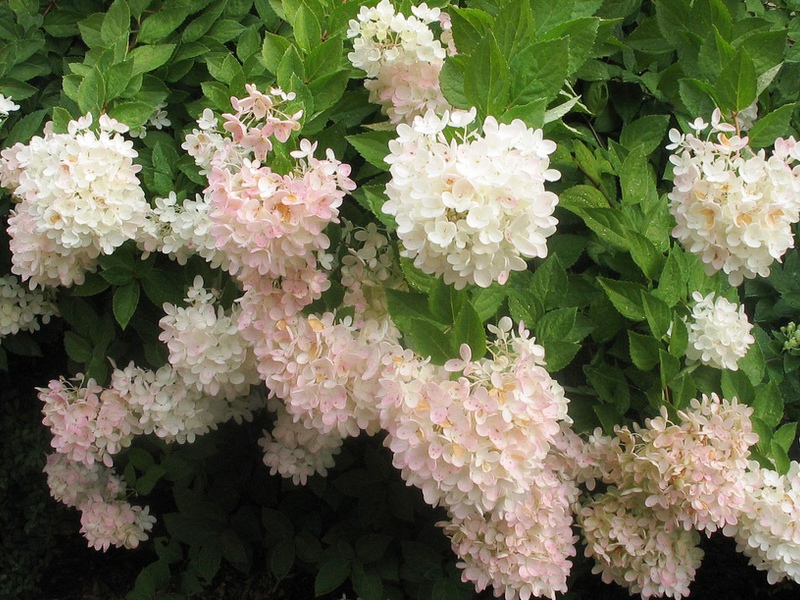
667,110,800,286
685,291,755,371
347,0,451,123
159,276,260,399
384,109,561,289
0,93,19,125
0,114,152,288
0,274,57,338
727,461,800,585
139,192,229,270
44,453,156,551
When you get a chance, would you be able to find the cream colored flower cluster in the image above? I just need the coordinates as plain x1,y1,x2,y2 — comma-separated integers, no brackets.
667,110,800,286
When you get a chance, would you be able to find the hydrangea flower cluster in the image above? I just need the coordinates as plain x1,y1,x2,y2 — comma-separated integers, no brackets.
380,318,571,516
44,453,155,551
258,395,345,485
667,110,800,286
577,393,759,598
159,276,260,399
579,487,704,600
384,109,561,288
347,0,451,123
685,291,755,371
0,274,57,338
40,374,141,468
139,192,228,270
185,86,355,298
726,461,800,585
0,114,152,288
257,312,401,439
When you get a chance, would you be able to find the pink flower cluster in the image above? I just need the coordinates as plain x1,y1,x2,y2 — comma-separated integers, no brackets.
44,453,155,551
381,318,570,516
577,393,759,598
381,318,579,598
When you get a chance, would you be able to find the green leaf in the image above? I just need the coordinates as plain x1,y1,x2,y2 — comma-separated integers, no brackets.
465,33,509,117
355,534,392,565
774,421,797,453
4,109,47,146
494,1,535,56
640,292,671,340
429,278,466,324
619,115,670,155
753,380,783,429
182,2,225,43
747,103,795,149
678,78,718,118
716,48,757,112
668,314,689,357
138,4,189,44
277,44,304,90
306,35,344,80
314,556,350,597
598,278,647,321
346,130,394,170
448,7,493,56
261,31,291,74
136,464,167,495
541,17,599,77
77,66,105,116
585,361,630,411
307,69,349,115
352,563,383,600
107,100,154,128
470,284,508,322
408,318,452,364
439,56,470,109
771,440,791,474
384,289,438,333
64,331,93,363
129,44,176,75
453,301,486,360
659,349,681,387
559,184,609,211
101,0,131,47
113,281,140,330
195,543,222,582
508,37,569,106
721,368,755,405
293,4,322,54
530,255,568,310
271,538,295,581
629,331,661,370
536,307,577,343
620,150,657,206
105,59,133,100
654,248,685,307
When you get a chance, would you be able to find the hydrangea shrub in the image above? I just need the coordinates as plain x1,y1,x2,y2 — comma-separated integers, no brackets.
1,0,800,599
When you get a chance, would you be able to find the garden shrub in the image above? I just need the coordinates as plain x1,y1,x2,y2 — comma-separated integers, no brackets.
1,1,800,599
